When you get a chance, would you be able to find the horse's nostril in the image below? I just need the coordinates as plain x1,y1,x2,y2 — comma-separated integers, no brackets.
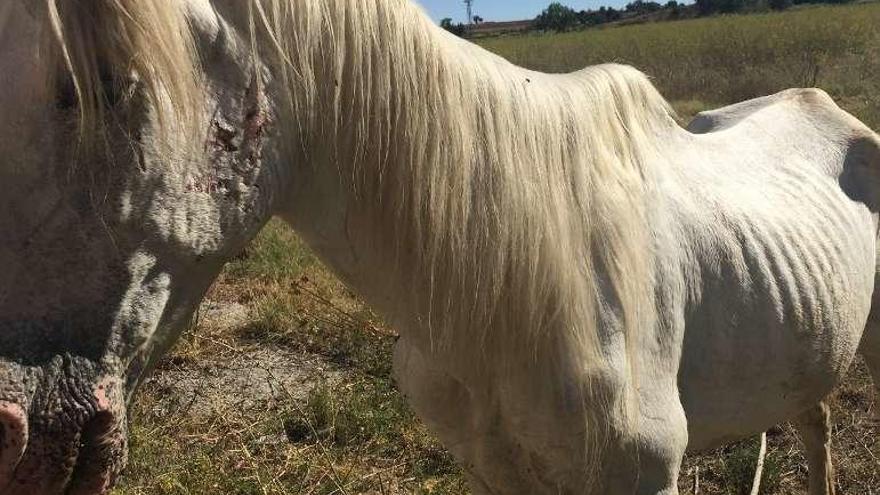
66,411,117,495
0,402,28,487
81,411,114,450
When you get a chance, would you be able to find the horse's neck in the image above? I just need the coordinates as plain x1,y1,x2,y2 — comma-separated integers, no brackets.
273,0,665,375
279,0,499,339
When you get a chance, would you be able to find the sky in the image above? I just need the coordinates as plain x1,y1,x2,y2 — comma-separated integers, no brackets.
413,0,629,23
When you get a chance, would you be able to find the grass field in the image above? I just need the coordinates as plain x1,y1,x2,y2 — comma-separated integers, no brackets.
480,3,880,128
113,4,880,495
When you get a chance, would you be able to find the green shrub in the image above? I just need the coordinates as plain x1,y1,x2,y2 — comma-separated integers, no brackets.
535,2,580,32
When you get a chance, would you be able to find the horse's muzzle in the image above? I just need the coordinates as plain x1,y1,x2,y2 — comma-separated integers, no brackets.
0,377,128,495
0,402,28,488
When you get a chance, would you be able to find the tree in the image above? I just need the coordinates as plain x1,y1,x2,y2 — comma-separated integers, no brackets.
440,18,467,36
577,5,624,26
601,6,623,22
535,2,579,32
626,0,663,13
695,0,719,14
696,0,755,14
577,9,602,26
472,15,484,24
768,0,793,9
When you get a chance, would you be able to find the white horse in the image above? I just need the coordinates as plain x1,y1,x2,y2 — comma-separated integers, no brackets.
0,1,878,494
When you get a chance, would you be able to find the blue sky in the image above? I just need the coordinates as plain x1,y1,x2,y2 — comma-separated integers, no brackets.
413,0,628,23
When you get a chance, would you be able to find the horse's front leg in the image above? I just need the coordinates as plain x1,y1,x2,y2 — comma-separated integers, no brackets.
602,381,689,495
635,394,688,495
794,401,836,495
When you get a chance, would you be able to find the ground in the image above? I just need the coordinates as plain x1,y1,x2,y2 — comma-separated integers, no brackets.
114,223,466,495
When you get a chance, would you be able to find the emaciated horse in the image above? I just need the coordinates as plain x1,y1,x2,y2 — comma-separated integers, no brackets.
1,1,879,494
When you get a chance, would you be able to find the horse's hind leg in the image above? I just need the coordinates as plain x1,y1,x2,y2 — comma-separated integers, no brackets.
792,279,880,495
862,342,880,419
859,287,880,417
794,401,836,495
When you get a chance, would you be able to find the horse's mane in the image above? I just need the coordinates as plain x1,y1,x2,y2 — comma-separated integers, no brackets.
253,0,675,354
43,0,677,482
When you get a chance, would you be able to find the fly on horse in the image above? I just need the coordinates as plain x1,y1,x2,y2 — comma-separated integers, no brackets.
1,1,879,494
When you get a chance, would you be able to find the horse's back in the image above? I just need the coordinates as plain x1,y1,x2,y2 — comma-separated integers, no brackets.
689,88,875,138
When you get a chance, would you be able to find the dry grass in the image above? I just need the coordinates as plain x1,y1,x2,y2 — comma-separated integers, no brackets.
114,5,880,494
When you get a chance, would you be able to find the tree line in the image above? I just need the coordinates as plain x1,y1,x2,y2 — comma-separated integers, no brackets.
695,0,855,15
442,0,858,36
533,0,856,31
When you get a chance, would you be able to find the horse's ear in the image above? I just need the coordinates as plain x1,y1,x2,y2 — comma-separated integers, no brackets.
17,0,47,20
39,0,203,152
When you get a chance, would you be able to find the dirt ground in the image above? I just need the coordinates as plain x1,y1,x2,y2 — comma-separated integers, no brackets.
146,301,344,418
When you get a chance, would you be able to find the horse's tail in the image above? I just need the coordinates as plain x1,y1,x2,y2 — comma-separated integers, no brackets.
839,129,880,212
853,129,880,415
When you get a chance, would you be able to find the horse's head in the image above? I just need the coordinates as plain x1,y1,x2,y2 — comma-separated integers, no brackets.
0,1,280,492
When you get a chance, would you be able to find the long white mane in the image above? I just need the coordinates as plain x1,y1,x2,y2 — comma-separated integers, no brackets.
254,0,677,368
255,5,684,481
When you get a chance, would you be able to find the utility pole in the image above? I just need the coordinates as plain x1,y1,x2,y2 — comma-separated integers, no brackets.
464,0,474,24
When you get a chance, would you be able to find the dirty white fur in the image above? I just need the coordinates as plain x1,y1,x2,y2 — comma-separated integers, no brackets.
9,0,880,494
249,3,880,492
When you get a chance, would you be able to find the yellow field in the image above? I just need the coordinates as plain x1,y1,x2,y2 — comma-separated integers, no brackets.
479,3,880,127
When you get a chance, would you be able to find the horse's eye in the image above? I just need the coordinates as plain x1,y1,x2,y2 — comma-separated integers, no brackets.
98,64,123,107
55,63,124,111
56,75,78,111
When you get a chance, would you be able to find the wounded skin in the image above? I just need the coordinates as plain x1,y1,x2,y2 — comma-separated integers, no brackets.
0,402,27,485
0,107,270,494
0,93,270,493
